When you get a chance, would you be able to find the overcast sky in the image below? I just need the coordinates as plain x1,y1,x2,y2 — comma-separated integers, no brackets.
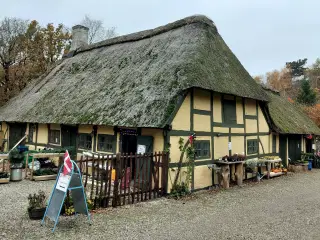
1,0,319,76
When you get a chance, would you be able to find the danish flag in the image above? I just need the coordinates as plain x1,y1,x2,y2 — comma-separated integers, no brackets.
63,150,72,175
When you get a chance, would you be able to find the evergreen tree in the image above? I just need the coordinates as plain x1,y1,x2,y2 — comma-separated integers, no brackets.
297,78,317,105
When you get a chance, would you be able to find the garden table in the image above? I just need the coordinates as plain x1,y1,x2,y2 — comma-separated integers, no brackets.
258,158,282,179
213,161,245,189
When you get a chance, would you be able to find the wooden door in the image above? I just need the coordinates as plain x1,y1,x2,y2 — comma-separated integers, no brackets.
279,135,287,167
288,135,301,163
9,123,27,149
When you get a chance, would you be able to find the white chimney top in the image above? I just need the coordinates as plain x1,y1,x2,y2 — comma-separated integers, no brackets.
70,25,89,51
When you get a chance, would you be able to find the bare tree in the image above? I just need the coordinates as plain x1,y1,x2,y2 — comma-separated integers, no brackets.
0,17,28,88
80,15,116,44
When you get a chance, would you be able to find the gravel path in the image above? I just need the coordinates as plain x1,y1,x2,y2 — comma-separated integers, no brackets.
1,171,320,240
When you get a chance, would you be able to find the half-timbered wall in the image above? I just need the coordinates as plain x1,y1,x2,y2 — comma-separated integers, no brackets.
168,88,278,191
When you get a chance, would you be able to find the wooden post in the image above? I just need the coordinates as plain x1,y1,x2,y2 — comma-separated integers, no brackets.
235,163,243,186
221,165,230,189
31,155,35,180
25,152,29,179
112,153,121,207
267,162,271,179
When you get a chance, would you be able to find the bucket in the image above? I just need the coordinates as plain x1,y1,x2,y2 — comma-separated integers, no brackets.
10,168,22,181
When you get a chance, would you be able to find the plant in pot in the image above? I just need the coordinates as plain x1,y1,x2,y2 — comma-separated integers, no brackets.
9,149,25,181
28,190,47,220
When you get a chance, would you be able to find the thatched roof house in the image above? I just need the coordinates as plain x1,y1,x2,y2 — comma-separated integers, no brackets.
264,88,320,135
0,15,268,128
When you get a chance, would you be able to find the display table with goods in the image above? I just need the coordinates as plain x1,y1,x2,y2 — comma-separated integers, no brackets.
212,154,246,189
258,156,287,178
25,152,63,181
25,147,75,181
0,153,9,183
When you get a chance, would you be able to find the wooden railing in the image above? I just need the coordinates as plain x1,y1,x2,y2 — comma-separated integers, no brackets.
75,152,169,209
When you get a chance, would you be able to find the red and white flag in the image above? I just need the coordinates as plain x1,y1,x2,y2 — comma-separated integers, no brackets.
63,150,72,175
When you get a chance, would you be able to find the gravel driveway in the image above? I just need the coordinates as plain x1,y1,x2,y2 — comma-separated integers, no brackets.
1,170,320,240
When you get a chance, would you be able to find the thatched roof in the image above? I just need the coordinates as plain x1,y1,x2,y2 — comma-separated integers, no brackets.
0,15,268,128
265,88,320,135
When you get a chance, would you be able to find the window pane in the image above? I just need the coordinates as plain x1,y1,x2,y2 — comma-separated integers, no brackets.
97,134,115,152
223,99,237,124
195,140,210,159
247,139,258,154
78,133,92,150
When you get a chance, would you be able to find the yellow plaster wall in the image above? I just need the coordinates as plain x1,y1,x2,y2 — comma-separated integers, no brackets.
214,136,229,159
97,126,114,135
167,167,189,192
194,114,211,132
172,93,190,131
37,124,48,144
213,127,229,133
213,94,222,123
236,97,244,124
194,89,211,111
231,128,245,134
141,128,164,152
78,125,93,134
246,119,258,133
245,99,257,115
231,136,245,154
258,106,269,132
169,136,188,163
259,135,270,154
194,165,212,189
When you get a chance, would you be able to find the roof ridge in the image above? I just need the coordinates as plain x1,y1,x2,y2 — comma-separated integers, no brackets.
76,15,216,54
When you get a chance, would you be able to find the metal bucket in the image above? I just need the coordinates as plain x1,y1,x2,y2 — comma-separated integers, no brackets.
10,168,22,181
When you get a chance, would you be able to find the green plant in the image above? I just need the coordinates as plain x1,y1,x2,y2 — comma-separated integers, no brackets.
170,182,190,199
33,169,57,176
63,194,93,215
28,190,46,210
169,137,195,197
9,149,24,165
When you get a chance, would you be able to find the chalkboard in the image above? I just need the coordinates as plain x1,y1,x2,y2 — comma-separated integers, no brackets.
42,160,90,232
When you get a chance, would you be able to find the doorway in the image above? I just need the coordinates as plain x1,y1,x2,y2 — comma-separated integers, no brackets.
306,138,313,153
9,123,27,149
279,135,287,167
288,135,301,163
61,125,77,158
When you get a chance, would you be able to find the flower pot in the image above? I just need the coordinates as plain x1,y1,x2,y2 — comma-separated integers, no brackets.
28,207,46,220
10,168,22,181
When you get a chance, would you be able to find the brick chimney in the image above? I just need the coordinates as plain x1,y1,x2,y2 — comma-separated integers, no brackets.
70,25,89,51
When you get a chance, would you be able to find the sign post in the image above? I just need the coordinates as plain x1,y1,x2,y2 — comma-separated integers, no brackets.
41,158,91,232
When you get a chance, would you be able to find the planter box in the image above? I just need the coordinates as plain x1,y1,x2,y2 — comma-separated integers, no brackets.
33,174,57,181
0,178,9,184
288,163,308,173
28,207,46,220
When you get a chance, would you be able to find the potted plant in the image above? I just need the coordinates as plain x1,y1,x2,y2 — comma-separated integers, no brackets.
9,149,24,181
0,171,9,183
27,190,47,220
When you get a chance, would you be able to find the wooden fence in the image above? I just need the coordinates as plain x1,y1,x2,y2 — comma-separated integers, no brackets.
75,152,169,209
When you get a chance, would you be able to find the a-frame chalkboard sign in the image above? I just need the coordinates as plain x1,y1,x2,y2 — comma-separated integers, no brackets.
41,160,91,232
